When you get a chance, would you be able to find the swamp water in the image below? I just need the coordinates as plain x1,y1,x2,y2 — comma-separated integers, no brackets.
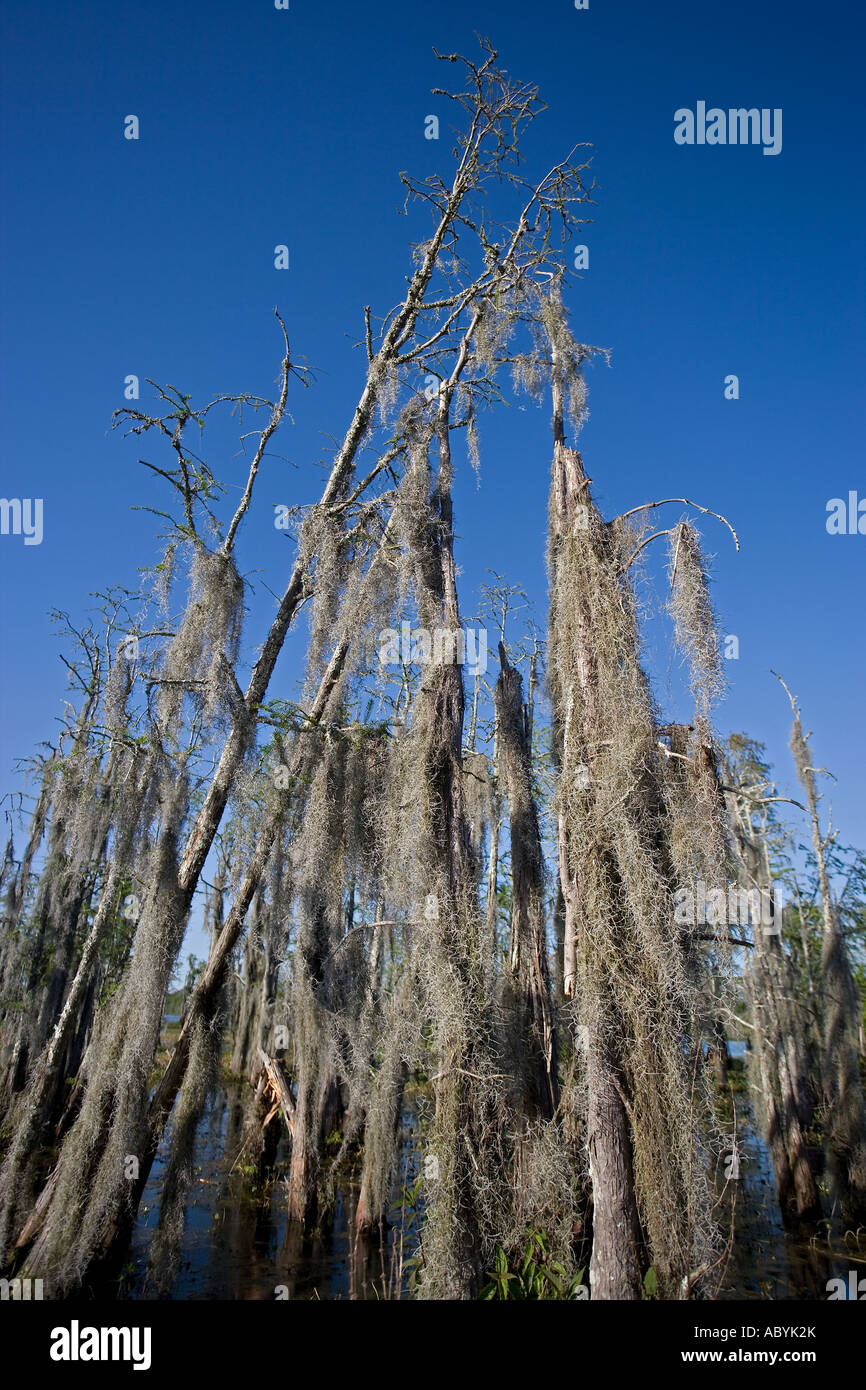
126,1075,419,1301
121,1047,861,1301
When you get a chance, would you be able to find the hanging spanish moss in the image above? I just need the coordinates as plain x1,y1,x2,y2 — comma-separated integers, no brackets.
788,701,866,1223
2,37,862,1315
545,285,725,1299
668,521,725,715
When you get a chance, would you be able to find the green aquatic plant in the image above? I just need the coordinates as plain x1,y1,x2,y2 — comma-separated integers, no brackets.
480,1229,586,1300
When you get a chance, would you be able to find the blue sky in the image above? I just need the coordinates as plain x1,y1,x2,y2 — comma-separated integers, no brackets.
1,0,864,889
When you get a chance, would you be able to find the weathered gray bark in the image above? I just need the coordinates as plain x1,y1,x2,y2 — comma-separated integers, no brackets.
587,1034,644,1299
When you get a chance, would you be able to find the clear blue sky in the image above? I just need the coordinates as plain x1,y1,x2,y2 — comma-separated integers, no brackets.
1,0,864,873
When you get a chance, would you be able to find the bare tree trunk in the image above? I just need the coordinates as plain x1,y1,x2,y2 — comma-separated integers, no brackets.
587,1033,644,1299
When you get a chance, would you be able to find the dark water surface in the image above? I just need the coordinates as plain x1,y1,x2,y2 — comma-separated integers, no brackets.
125,1073,860,1301
128,1077,417,1300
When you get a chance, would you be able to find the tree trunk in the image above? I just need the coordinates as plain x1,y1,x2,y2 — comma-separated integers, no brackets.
587,1032,644,1299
